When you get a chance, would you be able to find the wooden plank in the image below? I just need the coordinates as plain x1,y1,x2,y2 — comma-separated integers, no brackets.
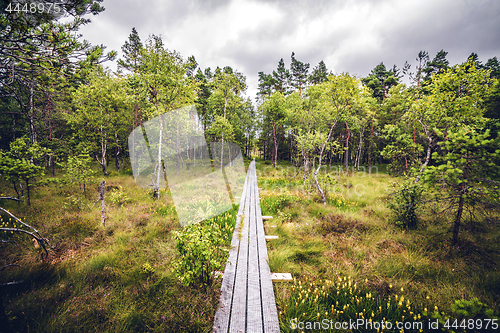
271,273,293,281
246,168,263,333
262,216,273,220
253,163,280,333
214,160,280,333
228,179,251,333
265,235,279,240
213,169,250,333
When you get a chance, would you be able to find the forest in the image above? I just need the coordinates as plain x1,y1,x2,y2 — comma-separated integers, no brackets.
1,0,500,332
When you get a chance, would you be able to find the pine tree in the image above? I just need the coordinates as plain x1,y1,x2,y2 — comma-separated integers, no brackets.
118,27,143,72
257,71,274,98
362,62,399,101
423,49,449,82
309,60,329,85
290,52,310,95
272,58,292,95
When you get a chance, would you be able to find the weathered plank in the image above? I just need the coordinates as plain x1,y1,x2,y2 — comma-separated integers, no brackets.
247,171,263,332
229,185,250,333
213,173,249,333
254,171,280,333
271,273,293,281
214,160,279,333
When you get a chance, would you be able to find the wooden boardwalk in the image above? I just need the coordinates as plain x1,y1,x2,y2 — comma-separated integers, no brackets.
213,160,279,333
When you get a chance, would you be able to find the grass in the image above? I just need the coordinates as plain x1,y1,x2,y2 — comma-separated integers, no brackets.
0,165,237,332
1,159,499,332
256,161,500,332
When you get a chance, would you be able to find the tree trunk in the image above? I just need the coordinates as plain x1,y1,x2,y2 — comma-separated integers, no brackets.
98,104,108,176
26,181,31,206
273,122,278,168
313,165,326,205
356,128,364,171
115,131,120,172
344,122,351,171
156,116,164,199
452,190,464,245
314,120,339,205
303,155,309,186
416,134,434,182
176,113,180,174
368,123,373,175
221,97,228,171
263,138,266,162
132,104,135,170
100,180,106,226
49,155,55,176
29,84,37,145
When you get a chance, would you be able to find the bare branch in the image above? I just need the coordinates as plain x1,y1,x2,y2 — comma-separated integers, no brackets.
0,281,24,287
0,264,21,272
0,197,23,202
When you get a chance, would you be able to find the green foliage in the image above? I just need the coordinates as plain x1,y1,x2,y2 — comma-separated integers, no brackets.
69,66,130,176
261,191,300,215
423,125,500,242
381,124,423,176
137,35,198,119
172,209,236,286
451,298,498,320
0,137,49,205
388,177,424,229
206,115,234,142
108,186,131,206
362,62,400,101
62,194,83,211
59,148,95,195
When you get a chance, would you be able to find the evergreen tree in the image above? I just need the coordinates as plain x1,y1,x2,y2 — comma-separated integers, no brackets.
272,58,292,95
362,62,399,101
257,71,274,98
467,52,483,69
290,52,310,94
423,49,449,82
485,56,500,79
309,60,329,85
423,126,500,244
118,27,143,72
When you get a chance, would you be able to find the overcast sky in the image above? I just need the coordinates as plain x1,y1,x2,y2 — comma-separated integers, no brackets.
77,0,500,101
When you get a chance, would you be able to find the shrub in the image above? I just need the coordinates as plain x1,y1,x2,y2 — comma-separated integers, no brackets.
108,187,131,206
172,209,236,286
451,298,498,320
387,178,424,229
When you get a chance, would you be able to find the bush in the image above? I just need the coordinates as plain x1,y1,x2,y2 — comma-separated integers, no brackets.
387,178,424,229
451,298,498,320
172,209,236,286
108,187,131,206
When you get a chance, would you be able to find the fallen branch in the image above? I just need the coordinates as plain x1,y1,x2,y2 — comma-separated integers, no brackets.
0,264,21,272
0,207,51,258
0,197,22,202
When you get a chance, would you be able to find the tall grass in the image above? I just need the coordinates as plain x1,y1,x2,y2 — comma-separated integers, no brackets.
0,166,233,332
256,161,500,332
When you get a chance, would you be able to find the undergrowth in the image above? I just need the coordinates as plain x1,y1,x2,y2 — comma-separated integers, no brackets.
256,161,500,332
